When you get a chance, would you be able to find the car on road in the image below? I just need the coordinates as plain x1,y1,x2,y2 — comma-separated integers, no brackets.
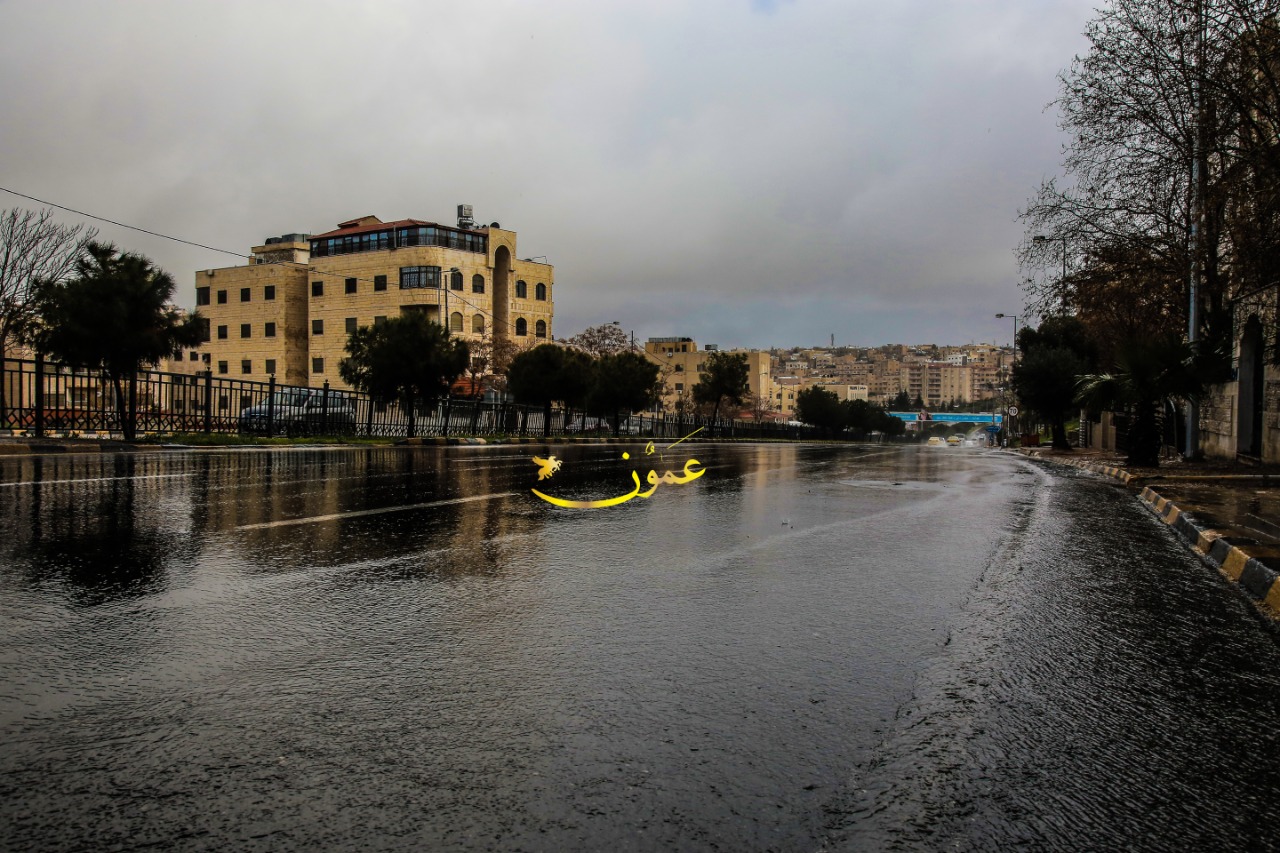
239,389,358,436
564,416,610,434
947,434,964,446
927,436,946,447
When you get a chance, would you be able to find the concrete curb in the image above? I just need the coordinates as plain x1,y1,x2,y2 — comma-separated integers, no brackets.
1036,454,1280,618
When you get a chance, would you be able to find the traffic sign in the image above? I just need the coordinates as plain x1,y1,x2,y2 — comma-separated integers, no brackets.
1007,406,1019,416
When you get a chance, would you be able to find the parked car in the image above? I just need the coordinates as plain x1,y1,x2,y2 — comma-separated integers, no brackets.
239,389,358,436
564,416,610,434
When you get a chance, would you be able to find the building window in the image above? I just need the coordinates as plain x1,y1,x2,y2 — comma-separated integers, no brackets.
535,282,547,301
264,285,276,301
217,290,227,304
202,353,211,364
265,359,276,375
450,269,464,291
241,323,251,338
472,274,485,294
217,325,228,339
674,364,684,372
472,314,484,334
196,287,210,305
189,351,199,362
675,383,684,392
450,311,463,333
345,277,357,294
219,395,229,410
400,266,440,289
535,319,547,338
240,287,251,302
265,322,276,337
199,319,211,342
515,317,528,336
218,361,228,374
241,360,252,375
312,280,323,297
515,280,528,299
374,315,387,325
345,317,357,335
374,275,387,291
312,357,324,374
312,319,324,335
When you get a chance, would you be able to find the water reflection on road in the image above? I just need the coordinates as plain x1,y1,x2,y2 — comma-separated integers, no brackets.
4,443,1278,850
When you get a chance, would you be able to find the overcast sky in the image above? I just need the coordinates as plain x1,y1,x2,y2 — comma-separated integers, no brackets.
0,0,1097,350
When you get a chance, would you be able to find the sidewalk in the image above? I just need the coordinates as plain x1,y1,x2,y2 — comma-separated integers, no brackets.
1021,446,1280,618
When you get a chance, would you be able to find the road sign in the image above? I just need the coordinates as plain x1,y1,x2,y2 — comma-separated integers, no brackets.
1007,406,1019,417
985,425,1002,434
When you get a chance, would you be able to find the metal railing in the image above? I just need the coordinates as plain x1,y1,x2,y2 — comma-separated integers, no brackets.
0,356,830,441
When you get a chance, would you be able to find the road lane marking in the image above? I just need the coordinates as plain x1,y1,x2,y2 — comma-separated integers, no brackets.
0,473,194,488
236,492,518,529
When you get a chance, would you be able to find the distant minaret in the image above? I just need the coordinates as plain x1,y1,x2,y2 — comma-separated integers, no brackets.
830,333,835,349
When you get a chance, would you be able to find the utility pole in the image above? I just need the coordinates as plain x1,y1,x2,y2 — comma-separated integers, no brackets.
1186,0,1204,460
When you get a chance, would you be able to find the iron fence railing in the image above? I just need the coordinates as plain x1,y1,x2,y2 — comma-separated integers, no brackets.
0,357,828,442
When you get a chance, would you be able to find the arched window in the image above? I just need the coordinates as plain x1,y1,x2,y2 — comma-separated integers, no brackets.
535,282,547,301
515,280,528,299
450,270,464,291
515,317,528,336
535,319,547,338
450,312,464,332
472,314,484,334
472,274,485,294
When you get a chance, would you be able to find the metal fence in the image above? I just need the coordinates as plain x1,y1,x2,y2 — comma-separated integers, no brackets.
0,357,828,442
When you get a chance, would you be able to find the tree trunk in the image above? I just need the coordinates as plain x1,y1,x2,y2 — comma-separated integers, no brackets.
1126,401,1161,468
110,373,129,440
405,395,417,439
1051,417,1072,451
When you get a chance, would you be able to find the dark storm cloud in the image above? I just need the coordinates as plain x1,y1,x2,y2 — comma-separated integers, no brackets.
0,0,1095,348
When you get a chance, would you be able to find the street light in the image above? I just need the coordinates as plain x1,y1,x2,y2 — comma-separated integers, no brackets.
1033,234,1067,284
995,313,1021,443
994,313,1020,352
442,267,461,333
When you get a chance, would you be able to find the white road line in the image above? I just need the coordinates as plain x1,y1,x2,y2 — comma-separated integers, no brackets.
236,492,519,530
0,473,195,488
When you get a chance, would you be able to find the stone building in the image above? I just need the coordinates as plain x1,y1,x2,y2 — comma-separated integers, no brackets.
194,208,554,391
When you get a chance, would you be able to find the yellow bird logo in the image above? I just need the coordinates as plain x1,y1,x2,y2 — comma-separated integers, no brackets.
532,455,562,481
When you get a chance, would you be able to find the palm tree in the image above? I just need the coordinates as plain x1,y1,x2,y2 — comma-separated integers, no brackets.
1076,335,1205,467
31,243,201,440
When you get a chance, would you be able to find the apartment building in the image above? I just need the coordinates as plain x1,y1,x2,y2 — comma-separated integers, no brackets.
194,208,554,390
644,337,772,413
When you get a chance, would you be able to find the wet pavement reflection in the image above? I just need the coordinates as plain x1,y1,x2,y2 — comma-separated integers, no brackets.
2,444,1279,850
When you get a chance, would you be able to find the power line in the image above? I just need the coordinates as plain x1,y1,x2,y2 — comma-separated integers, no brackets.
0,185,252,260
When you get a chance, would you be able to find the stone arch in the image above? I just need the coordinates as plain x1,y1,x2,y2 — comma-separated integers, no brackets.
450,311,464,333
1238,314,1265,456
472,314,484,334
493,245,511,341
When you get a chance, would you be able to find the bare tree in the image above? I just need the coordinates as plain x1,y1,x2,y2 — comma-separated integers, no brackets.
745,391,773,423
1018,0,1280,360
466,330,524,395
563,322,630,357
1,208,97,358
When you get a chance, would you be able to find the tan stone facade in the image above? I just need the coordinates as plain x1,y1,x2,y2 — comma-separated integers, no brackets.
193,215,554,391
643,338,772,413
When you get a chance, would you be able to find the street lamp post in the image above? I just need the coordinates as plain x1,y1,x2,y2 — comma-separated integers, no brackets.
1033,234,1067,285
995,313,1021,443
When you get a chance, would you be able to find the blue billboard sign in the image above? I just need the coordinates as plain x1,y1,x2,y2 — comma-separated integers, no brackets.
889,412,1004,425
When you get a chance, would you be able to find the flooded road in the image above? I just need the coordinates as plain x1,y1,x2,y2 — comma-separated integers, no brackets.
2,444,1279,851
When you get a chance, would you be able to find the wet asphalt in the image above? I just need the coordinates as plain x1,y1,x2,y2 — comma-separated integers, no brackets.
1,444,1279,851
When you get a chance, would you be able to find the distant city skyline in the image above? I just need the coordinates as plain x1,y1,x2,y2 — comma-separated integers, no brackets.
0,0,1097,349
